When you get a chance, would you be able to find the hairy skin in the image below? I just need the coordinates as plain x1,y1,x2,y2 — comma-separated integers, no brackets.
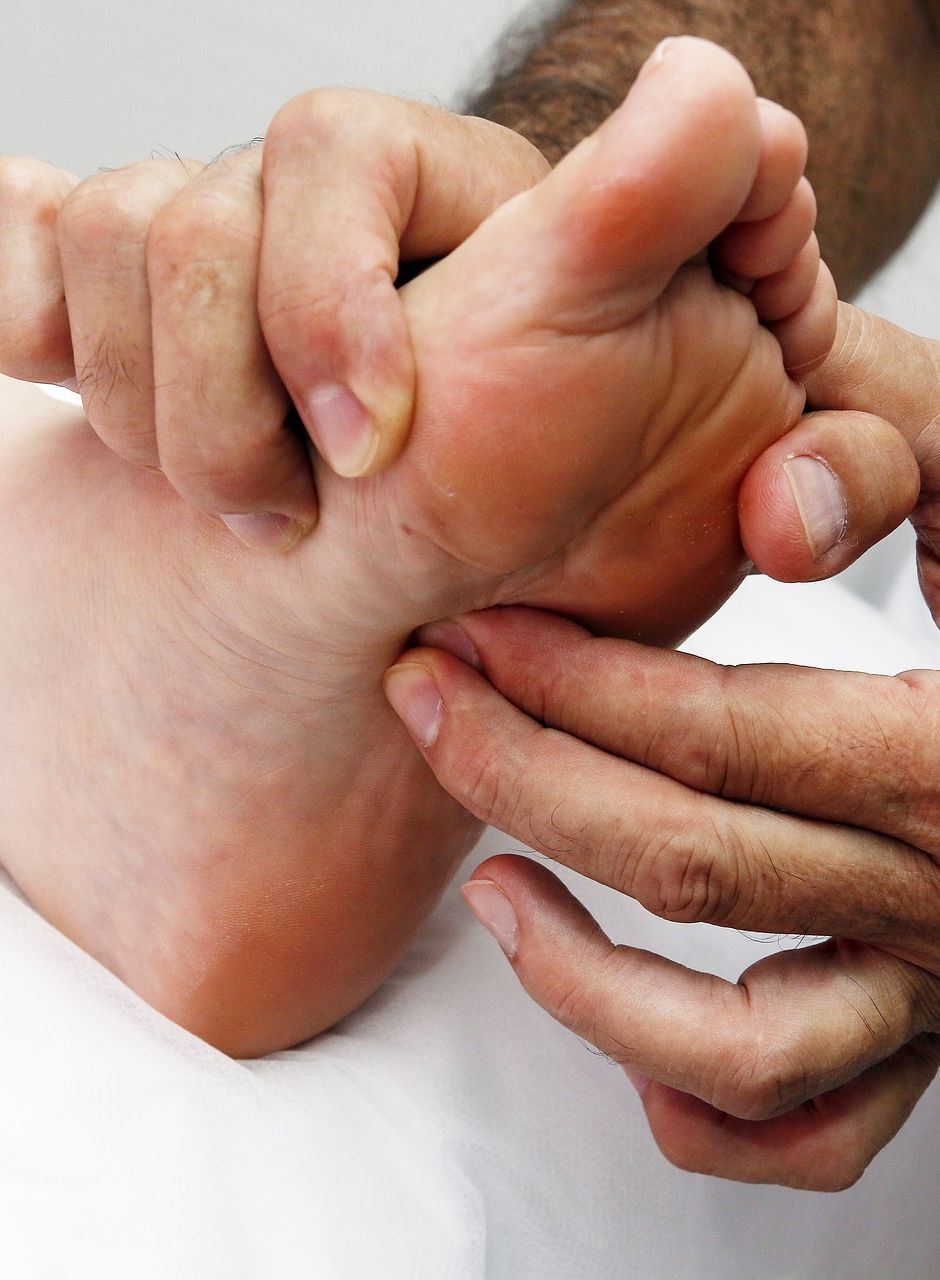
465,0,940,297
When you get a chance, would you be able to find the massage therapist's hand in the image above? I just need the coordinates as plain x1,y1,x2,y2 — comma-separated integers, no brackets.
385,606,940,1191
0,95,548,548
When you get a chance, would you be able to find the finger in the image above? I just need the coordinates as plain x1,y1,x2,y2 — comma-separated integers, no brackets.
260,90,549,479
383,640,940,952
739,409,919,580
638,1035,940,1191
0,156,78,383
803,302,940,618
917,539,940,629
56,158,203,468
146,149,312,547
462,854,940,1188
804,302,940,460
417,607,940,866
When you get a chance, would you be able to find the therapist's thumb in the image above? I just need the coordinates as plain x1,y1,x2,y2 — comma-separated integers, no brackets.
740,303,940,583
738,408,919,583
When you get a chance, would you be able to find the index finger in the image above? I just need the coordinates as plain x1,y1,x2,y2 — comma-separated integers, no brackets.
259,91,549,478
383,641,940,957
418,607,940,854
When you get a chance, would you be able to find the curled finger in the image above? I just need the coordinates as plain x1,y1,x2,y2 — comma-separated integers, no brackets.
0,156,78,383
260,90,549,479
463,853,940,1190
57,158,202,468
147,148,312,548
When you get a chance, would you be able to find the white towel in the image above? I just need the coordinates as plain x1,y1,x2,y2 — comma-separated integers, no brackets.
2,572,939,1280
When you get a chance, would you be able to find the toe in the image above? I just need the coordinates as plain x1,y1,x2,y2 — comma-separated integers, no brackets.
500,36,763,328
735,100,809,224
750,234,822,323
713,177,817,281
770,262,839,376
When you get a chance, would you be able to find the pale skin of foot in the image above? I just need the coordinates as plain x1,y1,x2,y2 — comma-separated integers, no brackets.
0,40,835,1055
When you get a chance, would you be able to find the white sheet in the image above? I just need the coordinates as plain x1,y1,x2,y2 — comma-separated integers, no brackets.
2,571,939,1280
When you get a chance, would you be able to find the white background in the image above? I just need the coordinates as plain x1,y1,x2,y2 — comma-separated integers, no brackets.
1,0,531,176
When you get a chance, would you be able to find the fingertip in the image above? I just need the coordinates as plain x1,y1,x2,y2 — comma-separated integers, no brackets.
303,377,414,479
383,660,444,749
301,383,378,477
470,852,544,891
219,510,316,553
468,854,605,945
741,410,918,582
415,619,482,670
740,456,847,582
351,381,415,477
460,878,519,958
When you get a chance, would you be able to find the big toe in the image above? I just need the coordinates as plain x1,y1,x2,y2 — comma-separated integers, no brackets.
486,36,764,329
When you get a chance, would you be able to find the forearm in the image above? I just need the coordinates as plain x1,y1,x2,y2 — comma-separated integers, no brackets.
465,0,940,296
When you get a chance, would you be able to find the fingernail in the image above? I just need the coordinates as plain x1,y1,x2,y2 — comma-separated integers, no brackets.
624,1067,652,1099
415,620,482,671
220,512,308,551
304,384,379,478
384,664,444,748
783,455,847,559
461,880,519,958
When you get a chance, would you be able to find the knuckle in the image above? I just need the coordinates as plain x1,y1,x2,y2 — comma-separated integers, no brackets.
258,261,389,360
445,736,530,834
58,170,157,260
540,946,631,1051
74,329,145,424
146,201,254,304
266,87,377,156
643,665,766,803
256,280,322,353
541,969,597,1037
711,1032,810,1121
880,671,940,839
0,155,64,218
632,809,741,927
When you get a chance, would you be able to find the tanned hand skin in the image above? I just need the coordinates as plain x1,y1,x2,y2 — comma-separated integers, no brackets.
465,0,940,297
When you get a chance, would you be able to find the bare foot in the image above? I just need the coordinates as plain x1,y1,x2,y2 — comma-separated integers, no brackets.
0,38,831,1054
